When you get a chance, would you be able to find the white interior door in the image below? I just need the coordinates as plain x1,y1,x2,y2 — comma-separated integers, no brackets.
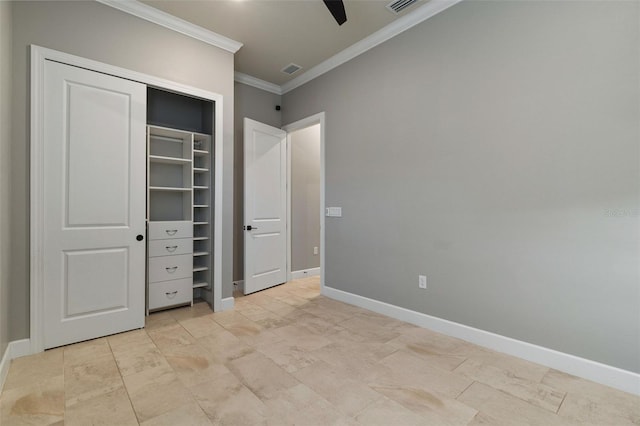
244,118,287,294
43,60,147,349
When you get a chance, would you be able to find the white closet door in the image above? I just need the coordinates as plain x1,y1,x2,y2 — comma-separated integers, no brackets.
244,118,287,294
43,60,147,349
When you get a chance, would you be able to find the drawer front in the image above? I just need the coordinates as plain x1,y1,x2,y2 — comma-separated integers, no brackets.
148,254,192,283
149,278,192,310
148,221,193,240
148,238,193,258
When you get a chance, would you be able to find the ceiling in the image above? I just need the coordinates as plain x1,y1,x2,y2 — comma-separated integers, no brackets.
141,0,426,86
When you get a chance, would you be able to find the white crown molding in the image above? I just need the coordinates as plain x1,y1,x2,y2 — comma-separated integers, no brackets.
281,0,464,94
323,286,640,396
95,0,243,53
234,72,283,95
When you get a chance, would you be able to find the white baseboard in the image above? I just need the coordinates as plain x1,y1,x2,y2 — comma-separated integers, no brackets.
0,338,32,392
221,297,234,311
291,267,320,280
323,286,640,396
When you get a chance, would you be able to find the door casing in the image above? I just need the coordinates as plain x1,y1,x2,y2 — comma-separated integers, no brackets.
30,45,225,354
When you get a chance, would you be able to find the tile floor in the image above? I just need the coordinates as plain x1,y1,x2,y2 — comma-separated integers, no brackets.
1,276,638,425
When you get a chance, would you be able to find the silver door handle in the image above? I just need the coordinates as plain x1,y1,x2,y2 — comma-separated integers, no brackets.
165,291,178,298
165,246,178,252
165,229,178,236
166,266,178,273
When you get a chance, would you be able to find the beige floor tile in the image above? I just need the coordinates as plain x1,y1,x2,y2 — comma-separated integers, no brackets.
162,343,231,388
543,369,640,425
197,330,256,363
454,358,565,413
112,345,170,377
371,384,478,425
264,384,347,426
2,276,637,426
228,351,299,400
293,360,384,417
123,365,193,423
257,340,320,373
272,325,333,351
190,372,268,426
107,329,152,351
64,387,138,426
338,316,400,343
64,356,123,407
0,375,64,426
457,382,575,426
384,333,468,371
144,310,178,331
469,351,550,383
2,349,64,392
148,323,197,350
63,338,113,367
243,311,293,330
354,396,429,426
140,401,212,426
375,350,473,398
178,315,225,339
168,302,214,321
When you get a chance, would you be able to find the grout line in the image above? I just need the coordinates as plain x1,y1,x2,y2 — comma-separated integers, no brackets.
556,390,568,415
455,380,476,400
107,335,143,425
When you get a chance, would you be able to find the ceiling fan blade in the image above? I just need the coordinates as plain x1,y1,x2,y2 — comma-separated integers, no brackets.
322,0,347,26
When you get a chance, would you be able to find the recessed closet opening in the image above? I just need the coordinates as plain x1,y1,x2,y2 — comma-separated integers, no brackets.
146,88,215,311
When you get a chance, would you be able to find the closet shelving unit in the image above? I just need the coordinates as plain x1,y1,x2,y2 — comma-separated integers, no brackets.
192,133,212,291
146,124,213,311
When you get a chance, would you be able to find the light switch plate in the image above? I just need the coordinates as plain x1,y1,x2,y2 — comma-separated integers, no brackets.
326,207,342,217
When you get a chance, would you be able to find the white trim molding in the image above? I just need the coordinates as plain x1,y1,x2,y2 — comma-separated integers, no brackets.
291,267,321,280
280,0,463,94
323,286,640,396
221,297,235,311
31,45,226,353
96,0,243,53
0,339,32,392
234,72,282,95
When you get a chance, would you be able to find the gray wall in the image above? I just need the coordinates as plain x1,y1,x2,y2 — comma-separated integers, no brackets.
233,82,282,282
10,1,235,338
283,0,640,373
0,0,12,358
291,124,321,272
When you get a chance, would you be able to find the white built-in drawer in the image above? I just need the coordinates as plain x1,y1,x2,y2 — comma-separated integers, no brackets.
148,221,193,240
148,254,192,283
148,278,192,310
148,238,192,258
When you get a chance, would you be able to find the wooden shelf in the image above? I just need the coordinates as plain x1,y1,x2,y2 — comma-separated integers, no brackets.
193,237,209,241
193,251,209,257
149,155,191,165
193,186,209,190
193,205,209,208
193,168,209,173
194,222,209,225
193,149,209,156
193,266,208,272
192,282,208,289
149,186,192,192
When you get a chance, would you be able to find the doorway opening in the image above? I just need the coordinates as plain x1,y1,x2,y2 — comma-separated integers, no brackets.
284,113,326,292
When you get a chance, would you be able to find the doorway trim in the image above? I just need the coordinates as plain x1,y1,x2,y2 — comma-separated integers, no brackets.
282,112,326,291
30,45,224,353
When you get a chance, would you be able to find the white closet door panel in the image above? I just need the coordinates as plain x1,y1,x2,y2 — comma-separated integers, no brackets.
66,83,131,226
65,248,128,316
43,60,146,349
